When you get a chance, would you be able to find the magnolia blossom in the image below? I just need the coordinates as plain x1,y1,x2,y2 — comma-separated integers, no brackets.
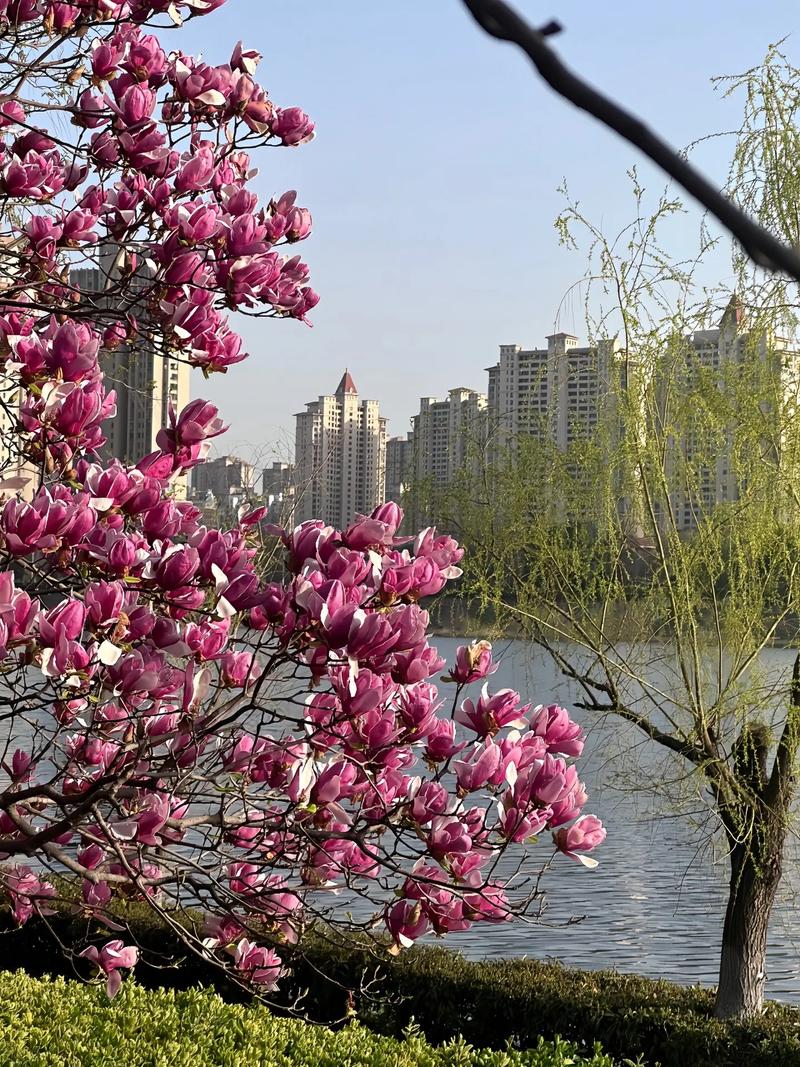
0,0,603,1001
553,815,607,868
233,939,284,988
450,640,496,684
79,940,139,998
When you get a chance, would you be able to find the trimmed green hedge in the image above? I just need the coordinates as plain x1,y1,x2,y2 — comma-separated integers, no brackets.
4,906,800,1066
0,971,620,1067
272,936,800,1067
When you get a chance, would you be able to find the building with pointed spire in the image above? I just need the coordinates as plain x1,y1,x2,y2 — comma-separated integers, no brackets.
293,370,387,527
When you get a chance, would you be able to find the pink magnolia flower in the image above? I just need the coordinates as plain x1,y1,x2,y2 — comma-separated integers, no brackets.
271,106,315,146
3,867,56,925
409,780,449,826
2,150,65,200
450,640,496,684
342,515,395,552
203,913,245,951
82,879,113,912
385,899,429,950
398,682,440,739
124,34,168,84
79,939,139,998
403,866,470,936
463,882,512,924
393,641,446,684
548,782,589,828
0,100,25,128
427,815,473,862
153,398,227,473
91,39,125,81
219,649,257,688
234,940,283,988
230,40,261,75
454,739,502,795
3,748,32,782
423,719,465,763
456,685,530,738
174,147,216,192
553,814,606,868
531,703,585,757
497,802,552,844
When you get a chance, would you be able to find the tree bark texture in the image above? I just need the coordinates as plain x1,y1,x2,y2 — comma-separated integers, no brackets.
715,835,783,1020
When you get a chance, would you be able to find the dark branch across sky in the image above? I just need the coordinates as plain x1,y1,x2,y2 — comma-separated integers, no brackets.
462,0,800,284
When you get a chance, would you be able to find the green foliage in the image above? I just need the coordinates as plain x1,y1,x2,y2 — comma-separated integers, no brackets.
4,911,800,1067
277,940,800,1067
435,163,800,848
0,970,619,1067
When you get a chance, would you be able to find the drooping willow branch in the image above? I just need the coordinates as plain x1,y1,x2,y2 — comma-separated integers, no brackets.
461,0,800,282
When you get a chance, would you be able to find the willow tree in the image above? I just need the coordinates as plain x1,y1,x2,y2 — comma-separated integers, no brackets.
439,53,800,1021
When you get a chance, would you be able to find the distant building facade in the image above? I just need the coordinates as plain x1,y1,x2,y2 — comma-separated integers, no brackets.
411,388,487,488
261,461,295,525
658,298,800,532
71,259,190,478
385,433,414,503
0,380,36,501
193,456,254,505
486,332,625,459
293,371,386,528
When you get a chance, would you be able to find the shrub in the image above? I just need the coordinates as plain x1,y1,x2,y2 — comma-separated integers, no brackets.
0,971,620,1067
4,909,800,1065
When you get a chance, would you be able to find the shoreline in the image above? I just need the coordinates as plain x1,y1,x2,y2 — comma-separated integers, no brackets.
428,625,800,650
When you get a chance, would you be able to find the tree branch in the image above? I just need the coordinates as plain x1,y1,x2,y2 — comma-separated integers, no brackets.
461,0,800,281
764,652,800,810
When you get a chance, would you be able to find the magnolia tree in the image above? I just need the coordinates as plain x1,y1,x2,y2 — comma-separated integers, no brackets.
0,0,603,1000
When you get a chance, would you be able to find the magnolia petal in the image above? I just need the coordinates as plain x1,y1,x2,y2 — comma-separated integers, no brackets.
196,90,226,107
211,563,229,593
191,667,212,708
108,819,137,841
97,641,122,666
216,596,236,620
0,476,30,493
574,853,599,869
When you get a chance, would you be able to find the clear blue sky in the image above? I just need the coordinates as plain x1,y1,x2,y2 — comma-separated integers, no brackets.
175,1,800,465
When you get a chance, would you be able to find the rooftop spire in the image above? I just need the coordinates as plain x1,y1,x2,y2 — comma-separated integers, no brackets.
335,368,358,395
720,292,744,330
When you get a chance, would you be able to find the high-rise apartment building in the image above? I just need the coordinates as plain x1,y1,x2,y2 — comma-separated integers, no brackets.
412,388,488,487
385,433,414,503
293,371,386,528
191,455,255,505
71,258,190,475
262,461,295,525
659,298,800,532
486,332,624,458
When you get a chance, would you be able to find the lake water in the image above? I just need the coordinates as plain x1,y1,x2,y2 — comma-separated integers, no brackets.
428,637,800,1004
10,633,800,1002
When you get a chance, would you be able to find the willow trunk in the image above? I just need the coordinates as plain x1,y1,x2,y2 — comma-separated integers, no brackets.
714,825,785,1020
